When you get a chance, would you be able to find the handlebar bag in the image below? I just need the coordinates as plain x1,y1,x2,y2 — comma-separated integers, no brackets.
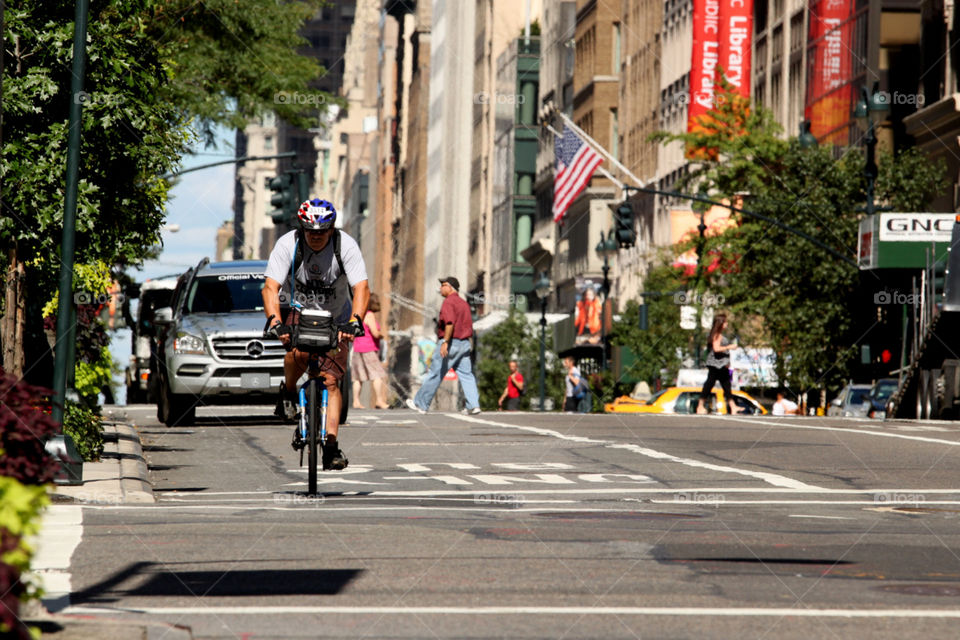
294,309,338,352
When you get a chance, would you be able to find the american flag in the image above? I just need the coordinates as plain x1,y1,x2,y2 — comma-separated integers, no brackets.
552,126,603,223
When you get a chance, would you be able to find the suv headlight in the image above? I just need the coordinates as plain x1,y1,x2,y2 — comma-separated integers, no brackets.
174,332,206,355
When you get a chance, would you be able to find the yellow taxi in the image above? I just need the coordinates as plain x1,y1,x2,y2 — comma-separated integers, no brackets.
604,386,768,415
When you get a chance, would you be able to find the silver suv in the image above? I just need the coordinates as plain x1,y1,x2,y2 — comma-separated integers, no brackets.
154,259,285,426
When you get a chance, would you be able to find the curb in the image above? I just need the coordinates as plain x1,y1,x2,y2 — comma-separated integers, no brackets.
54,421,155,505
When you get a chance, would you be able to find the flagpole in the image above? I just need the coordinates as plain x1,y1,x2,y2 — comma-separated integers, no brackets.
552,110,650,190
543,122,624,189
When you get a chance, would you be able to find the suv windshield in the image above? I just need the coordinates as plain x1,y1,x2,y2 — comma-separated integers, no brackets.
185,275,265,314
848,388,871,406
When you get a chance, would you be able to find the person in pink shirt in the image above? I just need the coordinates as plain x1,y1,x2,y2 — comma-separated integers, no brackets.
351,293,390,409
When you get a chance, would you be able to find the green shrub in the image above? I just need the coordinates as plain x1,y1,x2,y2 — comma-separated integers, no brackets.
63,402,104,462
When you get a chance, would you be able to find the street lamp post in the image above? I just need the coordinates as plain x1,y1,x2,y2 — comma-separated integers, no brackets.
854,83,890,217
534,272,552,412
595,230,618,371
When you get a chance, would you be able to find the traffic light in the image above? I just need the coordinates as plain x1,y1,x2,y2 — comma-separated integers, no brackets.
934,259,947,305
638,303,648,331
268,173,296,225
615,201,636,248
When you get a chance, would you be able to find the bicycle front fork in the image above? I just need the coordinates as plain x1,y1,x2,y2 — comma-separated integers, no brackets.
298,382,329,443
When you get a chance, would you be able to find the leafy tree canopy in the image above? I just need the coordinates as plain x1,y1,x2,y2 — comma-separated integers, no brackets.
632,84,947,392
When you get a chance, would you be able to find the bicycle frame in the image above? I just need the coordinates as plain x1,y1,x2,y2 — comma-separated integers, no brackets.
300,359,328,495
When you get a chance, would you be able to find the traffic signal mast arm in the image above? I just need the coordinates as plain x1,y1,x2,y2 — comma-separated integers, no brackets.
622,185,858,269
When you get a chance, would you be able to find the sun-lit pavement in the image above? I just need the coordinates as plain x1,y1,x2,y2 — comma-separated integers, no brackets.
55,405,960,638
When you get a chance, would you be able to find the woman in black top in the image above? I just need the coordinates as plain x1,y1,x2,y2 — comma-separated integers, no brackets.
696,313,739,415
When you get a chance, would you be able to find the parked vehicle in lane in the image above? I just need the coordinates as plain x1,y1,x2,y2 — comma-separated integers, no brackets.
866,378,899,419
827,383,872,418
124,275,179,404
604,386,767,415
152,259,287,426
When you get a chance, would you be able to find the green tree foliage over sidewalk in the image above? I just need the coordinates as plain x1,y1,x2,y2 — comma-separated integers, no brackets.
1,0,335,378
619,85,946,392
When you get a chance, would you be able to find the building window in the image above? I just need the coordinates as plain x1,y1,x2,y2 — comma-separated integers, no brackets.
610,108,619,162
772,26,783,66
264,136,273,151
613,22,621,74
790,11,804,54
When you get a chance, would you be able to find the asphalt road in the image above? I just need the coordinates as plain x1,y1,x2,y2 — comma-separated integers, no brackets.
62,405,960,639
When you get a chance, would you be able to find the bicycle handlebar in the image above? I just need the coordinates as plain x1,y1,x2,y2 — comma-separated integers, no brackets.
262,314,365,339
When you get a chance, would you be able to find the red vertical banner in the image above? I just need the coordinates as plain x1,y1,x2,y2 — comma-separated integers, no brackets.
688,0,722,134
719,0,752,98
805,0,854,145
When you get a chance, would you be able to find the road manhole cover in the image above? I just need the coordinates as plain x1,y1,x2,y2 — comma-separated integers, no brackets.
876,584,960,597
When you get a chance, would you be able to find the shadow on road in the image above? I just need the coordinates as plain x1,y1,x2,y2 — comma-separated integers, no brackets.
72,562,364,602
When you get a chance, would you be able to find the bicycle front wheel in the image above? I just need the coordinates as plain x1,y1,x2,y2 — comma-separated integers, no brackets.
307,379,319,495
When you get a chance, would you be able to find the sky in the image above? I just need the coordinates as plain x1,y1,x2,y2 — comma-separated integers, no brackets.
135,124,237,282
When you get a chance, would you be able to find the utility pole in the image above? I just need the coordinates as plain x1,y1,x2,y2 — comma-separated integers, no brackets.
49,0,91,484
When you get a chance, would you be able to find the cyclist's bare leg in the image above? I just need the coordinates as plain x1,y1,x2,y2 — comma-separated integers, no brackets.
284,350,308,390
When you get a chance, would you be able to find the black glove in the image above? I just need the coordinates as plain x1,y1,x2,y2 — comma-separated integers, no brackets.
344,315,365,337
265,323,292,339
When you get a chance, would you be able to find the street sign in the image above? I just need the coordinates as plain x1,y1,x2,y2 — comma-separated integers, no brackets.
859,213,955,269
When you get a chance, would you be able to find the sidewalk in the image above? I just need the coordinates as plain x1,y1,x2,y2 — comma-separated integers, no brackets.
23,419,194,639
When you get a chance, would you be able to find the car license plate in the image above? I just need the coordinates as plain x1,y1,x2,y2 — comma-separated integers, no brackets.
241,372,269,389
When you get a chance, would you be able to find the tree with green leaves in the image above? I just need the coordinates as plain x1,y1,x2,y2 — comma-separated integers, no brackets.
622,84,946,395
1,0,336,379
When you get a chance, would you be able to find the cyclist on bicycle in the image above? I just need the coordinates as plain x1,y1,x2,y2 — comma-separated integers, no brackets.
262,198,369,471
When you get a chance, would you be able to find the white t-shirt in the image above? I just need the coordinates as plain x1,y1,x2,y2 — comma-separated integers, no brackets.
265,230,368,321
772,398,798,416
565,366,582,397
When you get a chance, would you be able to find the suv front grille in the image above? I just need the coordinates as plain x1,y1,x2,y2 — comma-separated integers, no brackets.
211,336,285,361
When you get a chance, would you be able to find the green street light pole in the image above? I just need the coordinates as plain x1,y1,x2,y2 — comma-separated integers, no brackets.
533,272,551,411
49,0,90,484
853,84,889,217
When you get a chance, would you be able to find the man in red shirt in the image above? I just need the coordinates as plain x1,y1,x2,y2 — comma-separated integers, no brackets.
498,360,524,411
405,277,481,414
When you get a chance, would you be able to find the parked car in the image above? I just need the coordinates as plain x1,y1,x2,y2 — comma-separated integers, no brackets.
124,275,179,404
604,386,767,415
827,383,872,417
866,378,899,419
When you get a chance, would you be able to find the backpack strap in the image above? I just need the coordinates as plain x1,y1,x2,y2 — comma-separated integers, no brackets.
332,230,345,276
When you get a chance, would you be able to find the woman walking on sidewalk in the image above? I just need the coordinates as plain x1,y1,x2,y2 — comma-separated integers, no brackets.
351,293,390,409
